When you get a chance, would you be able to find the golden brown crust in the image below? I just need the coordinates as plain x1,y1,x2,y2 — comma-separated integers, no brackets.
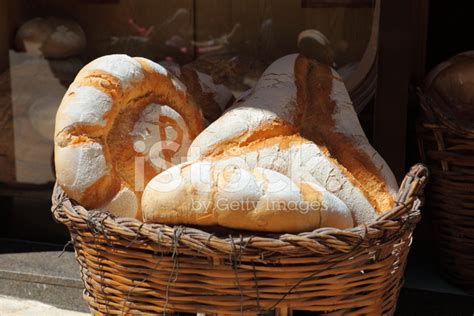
204,122,297,159
207,133,305,162
134,58,205,139
142,162,354,232
295,55,394,213
55,56,205,218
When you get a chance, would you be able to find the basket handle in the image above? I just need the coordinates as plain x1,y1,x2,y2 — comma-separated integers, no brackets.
396,163,428,203
378,164,428,221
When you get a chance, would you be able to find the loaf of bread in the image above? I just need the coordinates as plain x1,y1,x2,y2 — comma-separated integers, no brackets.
142,161,353,232
54,54,205,218
424,51,474,130
15,17,86,59
160,61,234,123
187,54,398,226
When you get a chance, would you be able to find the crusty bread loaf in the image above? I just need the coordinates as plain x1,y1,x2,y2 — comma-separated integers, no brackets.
200,136,377,225
424,51,474,130
15,17,86,59
188,54,398,225
160,60,234,123
54,54,205,218
295,55,398,219
142,161,353,232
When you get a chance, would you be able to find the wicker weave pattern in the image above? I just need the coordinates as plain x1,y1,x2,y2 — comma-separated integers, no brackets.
418,91,474,291
52,164,427,315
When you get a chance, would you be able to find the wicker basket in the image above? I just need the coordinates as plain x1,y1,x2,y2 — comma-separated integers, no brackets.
52,164,427,315
418,90,474,291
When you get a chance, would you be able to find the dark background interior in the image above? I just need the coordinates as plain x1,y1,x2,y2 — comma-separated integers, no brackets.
0,0,472,247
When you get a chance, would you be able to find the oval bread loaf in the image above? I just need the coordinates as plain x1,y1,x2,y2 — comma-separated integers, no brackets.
142,161,353,232
54,54,205,218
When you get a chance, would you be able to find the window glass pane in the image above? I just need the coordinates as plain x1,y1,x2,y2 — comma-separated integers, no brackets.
0,0,377,186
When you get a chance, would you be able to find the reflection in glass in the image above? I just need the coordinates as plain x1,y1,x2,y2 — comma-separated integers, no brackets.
0,0,378,186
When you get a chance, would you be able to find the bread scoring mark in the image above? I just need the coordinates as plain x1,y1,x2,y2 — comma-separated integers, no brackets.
79,72,122,97
134,57,186,93
55,128,98,147
206,131,300,161
54,69,123,142
191,120,296,161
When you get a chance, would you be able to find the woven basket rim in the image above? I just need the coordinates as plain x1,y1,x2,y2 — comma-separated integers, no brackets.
51,164,428,257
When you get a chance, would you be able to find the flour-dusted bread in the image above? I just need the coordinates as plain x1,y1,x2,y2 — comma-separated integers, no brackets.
142,161,353,232
188,54,398,225
55,54,205,218
202,136,376,225
188,54,301,160
161,61,234,123
295,55,398,222
15,17,86,59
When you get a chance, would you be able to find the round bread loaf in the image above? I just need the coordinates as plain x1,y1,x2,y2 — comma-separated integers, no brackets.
142,161,353,232
424,51,474,131
54,54,205,218
15,17,86,59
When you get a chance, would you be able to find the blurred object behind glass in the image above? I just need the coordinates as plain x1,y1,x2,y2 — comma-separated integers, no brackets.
0,0,376,240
